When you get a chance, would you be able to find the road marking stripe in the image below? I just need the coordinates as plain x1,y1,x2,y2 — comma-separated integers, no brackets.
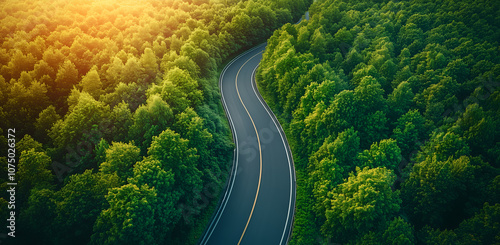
235,51,264,245
199,43,266,245
250,65,294,245
201,44,294,245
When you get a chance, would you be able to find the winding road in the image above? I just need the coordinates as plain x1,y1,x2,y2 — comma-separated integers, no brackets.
198,43,296,245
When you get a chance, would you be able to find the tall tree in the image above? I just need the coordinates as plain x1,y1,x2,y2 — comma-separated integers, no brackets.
309,127,360,216
17,149,54,205
80,66,103,99
130,158,180,242
54,171,120,244
99,142,141,183
357,139,402,172
90,184,158,245
322,167,401,243
147,129,202,217
402,155,475,228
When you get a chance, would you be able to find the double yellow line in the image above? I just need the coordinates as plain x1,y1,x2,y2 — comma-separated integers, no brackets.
235,51,263,245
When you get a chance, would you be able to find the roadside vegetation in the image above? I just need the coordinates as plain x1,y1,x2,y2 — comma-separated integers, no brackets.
257,0,500,244
0,0,311,244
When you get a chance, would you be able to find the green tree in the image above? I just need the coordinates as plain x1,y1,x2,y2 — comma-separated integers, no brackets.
53,59,79,103
94,138,109,166
455,203,500,244
110,102,133,143
172,108,213,167
453,103,496,157
161,51,200,78
140,48,158,80
34,105,61,143
80,66,103,99
17,134,43,153
322,167,401,243
388,81,415,120
121,56,144,84
342,48,363,73
104,57,124,89
130,158,181,242
128,94,174,154
102,82,146,111
90,184,157,245
18,149,54,205
382,217,416,245
49,92,111,149
357,139,402,172
160,67,203,113
417,76,458,123
147,129,202,215
310,28,327,61
397,23,424,55
99,142,141,183
418,226,458,245
54,170,120,244
20,188,58,244
392,109,427,157
444,58,469,84
414,132,470,163
355,217,415,245
402,155,475,228
181,41,215,77
309,127,360,216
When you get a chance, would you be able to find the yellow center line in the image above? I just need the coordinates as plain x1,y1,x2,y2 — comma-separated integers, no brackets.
235,51,263,245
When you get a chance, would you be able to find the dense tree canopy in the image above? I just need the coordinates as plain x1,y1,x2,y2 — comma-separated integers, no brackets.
0,0,312,243
257,0,499,244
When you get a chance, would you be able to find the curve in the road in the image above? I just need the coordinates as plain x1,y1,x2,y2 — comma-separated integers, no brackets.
250,64,294,245
198,43,296,245
234,51,264,245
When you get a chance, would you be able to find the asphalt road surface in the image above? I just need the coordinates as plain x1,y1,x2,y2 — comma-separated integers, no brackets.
198,43,296,245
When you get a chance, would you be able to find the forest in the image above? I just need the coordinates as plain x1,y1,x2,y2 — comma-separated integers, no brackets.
0,0,311,244
257,0,499,244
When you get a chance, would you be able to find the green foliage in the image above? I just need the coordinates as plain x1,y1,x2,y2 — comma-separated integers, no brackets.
418,226,458,245
148,129,202,211
2,0,312,243
20,189,58,243
34,105,61,143
17,134,43,153
402,155,475,228
161,67,203,113
99,142,141,183
128,94,174,154
455,203,500,244
49,92,111,149
80,67,103,99
55,171,120,244
17,149,54,205
309,127,360,216
130,158,180,242
357,139,402,172
353,217,415,245
173,107,213,170
322,167,401,243
392,109,427,157
381,217,416,245
414,132,470,163
110,102,134,143
388,81,415,120
53,59,79,100
257,0,500,243
90,184,158,245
